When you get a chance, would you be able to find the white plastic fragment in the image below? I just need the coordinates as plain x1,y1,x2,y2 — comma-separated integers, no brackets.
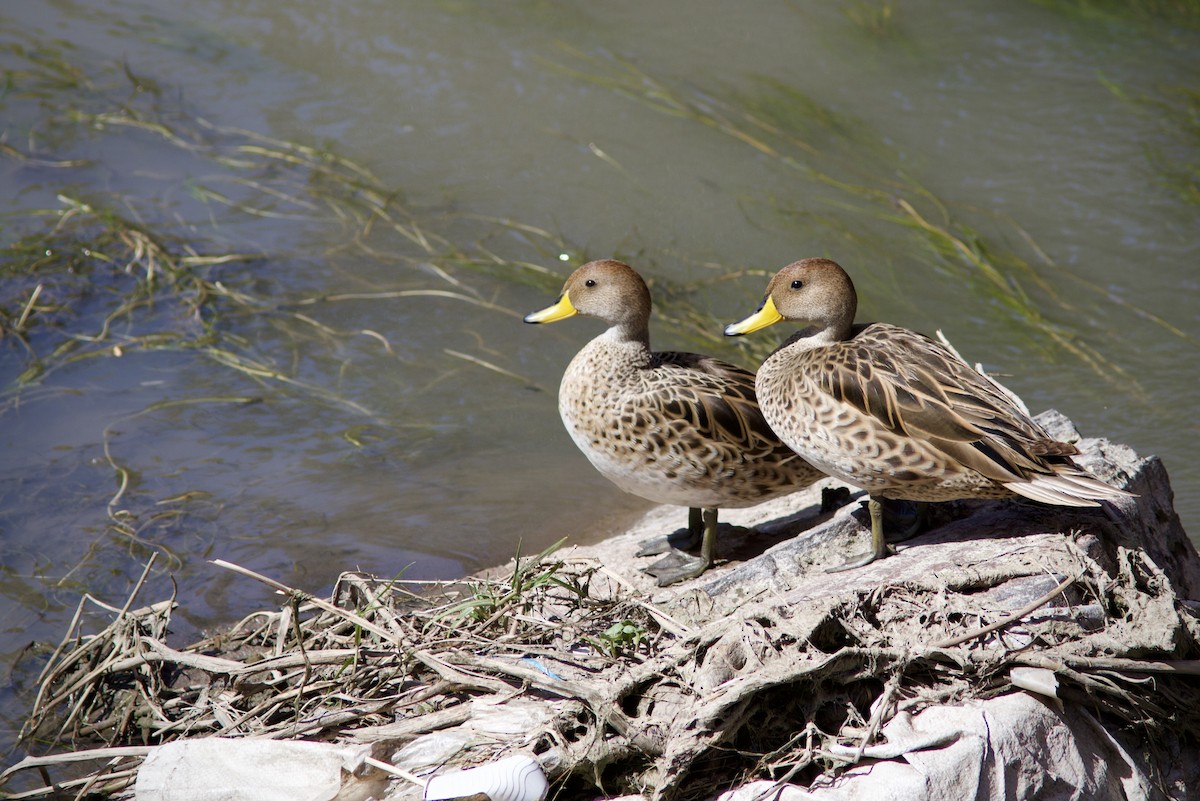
390,697,555,776
134,738,380,801
1010,666,1062,708
424,754,548,801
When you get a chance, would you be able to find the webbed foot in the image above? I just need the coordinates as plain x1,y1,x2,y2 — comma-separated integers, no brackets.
639,508,719,586
635,507,704,557
641,550,711,587
824,543,895,573
635,526,702,557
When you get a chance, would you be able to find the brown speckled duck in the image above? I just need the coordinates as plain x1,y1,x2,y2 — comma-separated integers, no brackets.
725,257,1132,571
525,259,825,585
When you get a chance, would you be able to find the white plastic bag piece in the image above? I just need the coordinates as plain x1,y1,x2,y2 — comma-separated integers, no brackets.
1009,666,1058,698
134,738,377,801
423,754,548,801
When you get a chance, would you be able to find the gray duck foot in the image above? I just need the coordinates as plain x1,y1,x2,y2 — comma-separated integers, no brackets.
635,526,702,557
824,543,896,573
636,507,704,556
641,549,711,587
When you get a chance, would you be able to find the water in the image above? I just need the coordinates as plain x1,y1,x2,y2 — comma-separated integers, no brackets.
2,0,1197,767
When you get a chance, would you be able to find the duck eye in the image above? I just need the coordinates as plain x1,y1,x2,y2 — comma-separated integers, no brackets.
790,279,803,290
584,279,597,288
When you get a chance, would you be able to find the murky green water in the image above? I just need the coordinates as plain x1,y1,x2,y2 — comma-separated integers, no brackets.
2,0,1197,764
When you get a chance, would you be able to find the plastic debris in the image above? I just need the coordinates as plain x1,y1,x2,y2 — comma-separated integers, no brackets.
134,738,383,801
1010,666,1062,708
424,755,548,801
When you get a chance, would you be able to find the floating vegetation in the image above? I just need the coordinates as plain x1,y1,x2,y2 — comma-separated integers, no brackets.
543,45,1199,396
0,150,560,405
1101,77,1200,207
1148,86,1200,205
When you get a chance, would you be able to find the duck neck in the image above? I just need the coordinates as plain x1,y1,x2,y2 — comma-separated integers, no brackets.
577,322,652,372
808,321,852,346
627,318,652,347
605,317,651,350
565,323,652,390
776,323,846,353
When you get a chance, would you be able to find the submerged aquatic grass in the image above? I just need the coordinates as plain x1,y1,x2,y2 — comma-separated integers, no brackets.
544,45,1198,397
1030,0,1200,30
0,37,573,404
0,35,579,595
1101,77,1200,207
843,1,900,38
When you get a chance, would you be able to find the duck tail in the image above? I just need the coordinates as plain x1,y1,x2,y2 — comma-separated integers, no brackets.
1005,470,1134,507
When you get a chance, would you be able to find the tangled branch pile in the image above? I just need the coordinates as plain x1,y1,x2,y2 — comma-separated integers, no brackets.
5,415,1200,801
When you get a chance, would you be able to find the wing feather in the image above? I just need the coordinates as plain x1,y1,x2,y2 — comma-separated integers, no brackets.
808,324,1083,483
648,351,799,462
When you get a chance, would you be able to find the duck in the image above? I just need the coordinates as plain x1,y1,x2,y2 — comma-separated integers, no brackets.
524,259,826,585
724,257,1132,571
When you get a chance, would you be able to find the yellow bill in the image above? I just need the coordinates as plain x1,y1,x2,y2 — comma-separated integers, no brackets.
523,291,578,324
724,295,783,336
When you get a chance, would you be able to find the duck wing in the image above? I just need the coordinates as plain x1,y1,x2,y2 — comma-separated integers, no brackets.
813,324,1074,484
650,351,804,462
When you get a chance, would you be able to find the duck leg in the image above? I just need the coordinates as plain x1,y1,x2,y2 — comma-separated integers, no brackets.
642,508,718,586
698,507,718,567
826,497,893,573
635,506,703,557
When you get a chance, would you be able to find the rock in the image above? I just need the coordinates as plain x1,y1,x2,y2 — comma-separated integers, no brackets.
453,410,1200,801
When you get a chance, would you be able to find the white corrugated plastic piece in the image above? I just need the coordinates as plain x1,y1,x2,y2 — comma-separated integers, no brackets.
423,754,548,801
